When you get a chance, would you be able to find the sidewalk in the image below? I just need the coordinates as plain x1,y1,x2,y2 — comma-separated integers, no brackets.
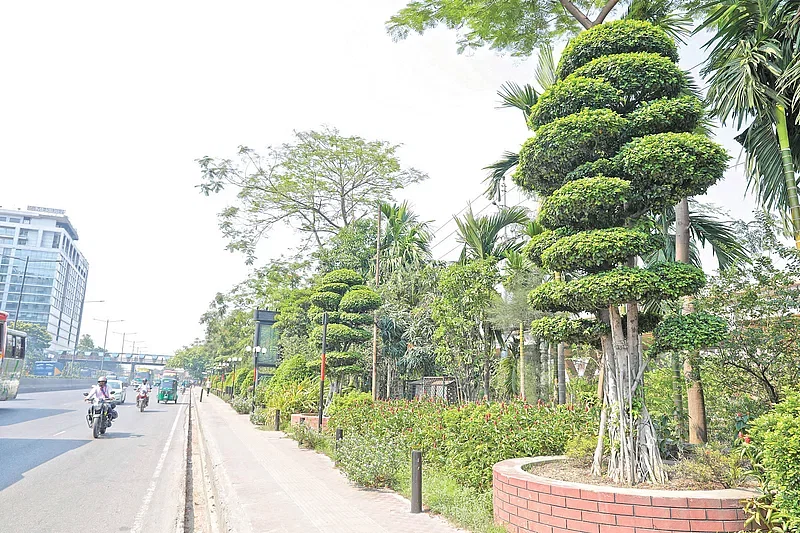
194,390,465,533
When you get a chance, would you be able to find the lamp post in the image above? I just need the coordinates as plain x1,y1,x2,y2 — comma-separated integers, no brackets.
246,345,261,413
71,299,104,376
227,357,242,398
93,318,124,372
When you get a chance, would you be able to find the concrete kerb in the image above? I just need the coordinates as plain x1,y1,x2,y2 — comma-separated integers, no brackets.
175,392,191,533
193,389,254,533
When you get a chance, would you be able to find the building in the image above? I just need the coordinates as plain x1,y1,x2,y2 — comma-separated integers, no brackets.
0,206,89,352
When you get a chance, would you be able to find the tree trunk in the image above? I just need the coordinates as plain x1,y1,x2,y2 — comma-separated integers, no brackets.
557,342,566,404
672,351,685,440
775,104,800,248
519,323,525,401
484,323,492,401
549,342,557,402
530,339,542,401
684,355,708,445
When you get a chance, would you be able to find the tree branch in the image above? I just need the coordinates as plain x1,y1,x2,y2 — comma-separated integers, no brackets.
559,0,593,29
594,0,621,25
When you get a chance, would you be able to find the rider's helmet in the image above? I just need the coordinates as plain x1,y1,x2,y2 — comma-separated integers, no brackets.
143,379,148,384
98,376,107,384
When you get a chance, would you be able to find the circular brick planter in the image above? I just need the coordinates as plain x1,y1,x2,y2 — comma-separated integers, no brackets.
493,456,758,533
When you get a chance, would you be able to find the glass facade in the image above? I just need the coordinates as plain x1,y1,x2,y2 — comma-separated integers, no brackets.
0,210,88,352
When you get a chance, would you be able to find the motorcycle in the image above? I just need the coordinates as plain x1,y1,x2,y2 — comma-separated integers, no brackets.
136,388,149,412
83,393,116,438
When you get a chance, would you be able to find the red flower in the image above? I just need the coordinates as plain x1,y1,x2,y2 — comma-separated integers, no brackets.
744,436,751,444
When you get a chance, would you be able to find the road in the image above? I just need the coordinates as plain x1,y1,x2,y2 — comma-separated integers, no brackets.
0,387,189,533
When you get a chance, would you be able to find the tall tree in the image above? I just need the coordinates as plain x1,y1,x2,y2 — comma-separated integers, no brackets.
700,0,800,247
15,321,52,365
379,201,433,278
197,127,427,262
455,206,529,262
522,20,727,484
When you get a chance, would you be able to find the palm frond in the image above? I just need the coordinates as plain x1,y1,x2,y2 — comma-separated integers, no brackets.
497,82,538,123
534,44,556,93
456,206,529,261
625,0,693,44
482,151,519,201
687,201,751,270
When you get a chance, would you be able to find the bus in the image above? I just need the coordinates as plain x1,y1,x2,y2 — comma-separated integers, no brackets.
0,310,27,401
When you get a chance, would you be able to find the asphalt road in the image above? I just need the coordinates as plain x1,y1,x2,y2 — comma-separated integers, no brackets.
0,387,189,533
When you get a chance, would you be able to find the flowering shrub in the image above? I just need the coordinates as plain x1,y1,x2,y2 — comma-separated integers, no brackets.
329,394,597,491
230,396,251,415
335,433,405,488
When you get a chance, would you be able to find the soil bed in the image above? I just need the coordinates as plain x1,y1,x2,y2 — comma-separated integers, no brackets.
525,457,758,491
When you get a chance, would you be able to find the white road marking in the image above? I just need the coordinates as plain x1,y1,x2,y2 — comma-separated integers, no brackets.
53,430,66,436
129,404,185,533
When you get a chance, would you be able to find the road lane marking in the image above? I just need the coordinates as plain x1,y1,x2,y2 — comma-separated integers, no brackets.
53,430,66,436
130,404,185,533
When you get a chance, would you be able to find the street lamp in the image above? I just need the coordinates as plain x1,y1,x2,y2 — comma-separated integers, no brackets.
114,331,137,354
71,299,105,376
93,318,124,372
246,345,262,412
1,254,62,328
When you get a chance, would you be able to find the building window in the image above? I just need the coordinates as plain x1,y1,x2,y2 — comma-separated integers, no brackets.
22,217,30,224
9,217,20,223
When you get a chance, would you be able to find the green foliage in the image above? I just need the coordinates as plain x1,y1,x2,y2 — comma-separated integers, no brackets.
618,132,729,209
308,291,342,312
13,322,52,356
338,311,373,327
329,398,597,491
316,282,349,295
572,52,686,108
541,228,658,272
651,312,727,354
557,20,678,78
307,306,340,325
269,354,316,388
528,76,622,129
311,323,370,348
255,377,319,418
515,108,629,196
673,446,749,489
338,288,382,313
565,434,601,462
314,220,377,278
749,390,800,523
538,176,631,231
321,268,364,287
565,157,623,181
290,423,334,453
629,95,705,136
335,433,405,488
328,390,373,418
522,228,570,266
529,316,608,343
230,396,252,414
529,262,705,312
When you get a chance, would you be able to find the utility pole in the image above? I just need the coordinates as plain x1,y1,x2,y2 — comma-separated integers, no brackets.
371,202,381,401
12,256,29,329
94,318,123,372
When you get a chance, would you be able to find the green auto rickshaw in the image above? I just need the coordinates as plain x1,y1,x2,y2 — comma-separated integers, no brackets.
158,377,178,403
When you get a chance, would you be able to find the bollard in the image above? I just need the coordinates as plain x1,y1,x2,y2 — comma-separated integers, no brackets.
411,450,422,513
274,409,281,431
200,388,204,402
335,428,343,448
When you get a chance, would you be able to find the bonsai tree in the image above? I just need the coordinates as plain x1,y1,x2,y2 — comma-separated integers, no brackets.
307,268,381,395
517,20,728,484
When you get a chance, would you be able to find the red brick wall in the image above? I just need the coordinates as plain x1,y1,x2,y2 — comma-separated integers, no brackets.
290,413,329,430
493,457,757,533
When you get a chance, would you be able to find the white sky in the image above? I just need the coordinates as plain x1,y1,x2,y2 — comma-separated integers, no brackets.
0,1,755,355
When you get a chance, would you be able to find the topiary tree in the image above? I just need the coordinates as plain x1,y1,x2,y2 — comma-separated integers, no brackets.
515,20,728,485
306,268,382,395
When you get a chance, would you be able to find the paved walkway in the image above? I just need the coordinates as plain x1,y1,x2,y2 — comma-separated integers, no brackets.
194,389,464,533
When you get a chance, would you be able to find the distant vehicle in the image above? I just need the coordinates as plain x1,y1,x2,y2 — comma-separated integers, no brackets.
33,360,65,376
0,310,27,401
107,379,126,403
132,378,143,390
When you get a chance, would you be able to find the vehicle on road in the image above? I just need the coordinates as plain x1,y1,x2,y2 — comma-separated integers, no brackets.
33,360,64,376
83,394,115,438
158,377,178,403
0,310,27,401
107,379,126,403
132,378,143,390
136,387,149,412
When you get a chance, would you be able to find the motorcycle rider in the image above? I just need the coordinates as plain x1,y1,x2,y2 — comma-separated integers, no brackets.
86,376,119,424
139,379,152,406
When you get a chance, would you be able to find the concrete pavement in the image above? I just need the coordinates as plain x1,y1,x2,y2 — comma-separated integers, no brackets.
195,389,465,533
0,387,189,533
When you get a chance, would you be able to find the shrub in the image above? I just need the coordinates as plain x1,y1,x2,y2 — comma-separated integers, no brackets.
572,52,686,108
328,390,373,418
617,132,729,209
338,311,373,326
250,407,278,427
514,108,629,196
674,446,748,489
230,396,251,414
538,176,631,231
530,316,607,344
256,377,319,418
541,228,658,272
651,312,728,354
629,95,704,136
557,19,678,78
335,433,405,488
316,282,349,295
238,370,254,397
565,158,623,181
309,291,342,311
565,434,599,463
749,389,800,522
321,269,363,286
522,228,571,266
338,289,382,313
311,323,371,347
290,423,334,452
307,306,340,325
528,76,622,129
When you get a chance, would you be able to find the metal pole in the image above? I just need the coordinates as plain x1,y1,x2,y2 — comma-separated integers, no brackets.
275,409,281,431
12,256,30,329
232,359,237,398
100,319,110,372
252,347,257,414
120,332,126,353
335,428,343,448
318,312,328,432
411,450,422,513
371,204,381,400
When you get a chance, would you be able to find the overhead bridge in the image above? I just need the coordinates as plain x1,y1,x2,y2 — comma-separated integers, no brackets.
50,351,174,373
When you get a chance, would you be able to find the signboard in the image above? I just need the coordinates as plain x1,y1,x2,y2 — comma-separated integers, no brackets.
27,205,66,215
254,309,278,367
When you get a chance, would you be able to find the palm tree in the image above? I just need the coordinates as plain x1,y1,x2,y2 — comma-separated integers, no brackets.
380,201,433,278
700,0,800,247
455,206,530,262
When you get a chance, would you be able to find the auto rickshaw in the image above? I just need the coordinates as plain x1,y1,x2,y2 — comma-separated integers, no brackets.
158,377,178,404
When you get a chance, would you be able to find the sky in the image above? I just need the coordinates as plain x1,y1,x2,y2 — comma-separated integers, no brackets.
0,1,756,355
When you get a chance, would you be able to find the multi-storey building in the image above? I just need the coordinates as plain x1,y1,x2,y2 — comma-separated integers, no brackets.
0,206,89,351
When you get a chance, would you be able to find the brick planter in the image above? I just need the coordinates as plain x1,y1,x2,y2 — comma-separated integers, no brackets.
493,456,758,533
290,412,329,430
